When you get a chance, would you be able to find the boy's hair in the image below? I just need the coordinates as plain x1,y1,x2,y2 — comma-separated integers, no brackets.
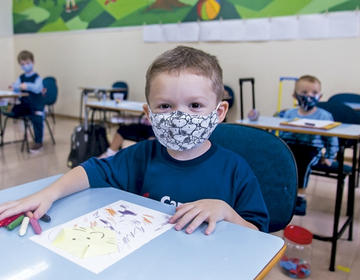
295,75,321,88
145,46,224,103
18,50,34,63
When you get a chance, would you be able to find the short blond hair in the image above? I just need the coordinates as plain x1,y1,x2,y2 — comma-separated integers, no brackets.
145,46,224,103
295,75,321,90
17,50,34,63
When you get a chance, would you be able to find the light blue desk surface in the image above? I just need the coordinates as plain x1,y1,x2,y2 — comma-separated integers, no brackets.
344,102,360,111
237,116,360,139
0,175,285,280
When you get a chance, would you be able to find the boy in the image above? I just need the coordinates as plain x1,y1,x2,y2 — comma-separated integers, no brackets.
280,75,338,216
0,46,269,234
99,115,155,158
9,50,44,153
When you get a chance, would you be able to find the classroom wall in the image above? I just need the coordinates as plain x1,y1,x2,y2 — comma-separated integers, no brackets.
2,0,360,122
0,1,15,91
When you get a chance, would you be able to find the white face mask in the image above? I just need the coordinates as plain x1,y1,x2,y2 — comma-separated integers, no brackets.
148,104,220,151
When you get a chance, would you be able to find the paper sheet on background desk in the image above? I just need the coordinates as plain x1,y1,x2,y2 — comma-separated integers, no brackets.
30,200,175,274
287,118,335,128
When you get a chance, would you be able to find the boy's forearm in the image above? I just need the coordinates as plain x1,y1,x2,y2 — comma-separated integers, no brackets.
40,166,90,203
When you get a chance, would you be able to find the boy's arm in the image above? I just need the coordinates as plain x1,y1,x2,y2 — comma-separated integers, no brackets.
0,166,90,221
10,77,21,92
23,76,43,94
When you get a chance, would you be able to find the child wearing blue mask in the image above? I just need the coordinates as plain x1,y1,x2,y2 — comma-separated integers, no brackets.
0,46,269,234
8,50,44,153
280,75,338,216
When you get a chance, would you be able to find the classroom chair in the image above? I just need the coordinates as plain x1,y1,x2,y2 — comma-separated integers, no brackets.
310,101,360,262
42,76,58,124
1,78,57,152
209,123,298,232
328,93,360,120
110,81,128,101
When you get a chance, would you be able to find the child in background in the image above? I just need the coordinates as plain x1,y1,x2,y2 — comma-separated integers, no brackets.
9,50,45,153
0,46,269,234
280,75,338,216
99,115,155,158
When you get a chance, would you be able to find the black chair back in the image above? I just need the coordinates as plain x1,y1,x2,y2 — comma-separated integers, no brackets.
328,93,360,104
111,81,128,100
210,123,298,232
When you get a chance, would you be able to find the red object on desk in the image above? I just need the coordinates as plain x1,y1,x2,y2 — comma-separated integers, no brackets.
0,213,24,227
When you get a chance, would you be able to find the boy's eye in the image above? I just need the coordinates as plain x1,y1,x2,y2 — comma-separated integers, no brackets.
159,104,170,109
190,103,201,108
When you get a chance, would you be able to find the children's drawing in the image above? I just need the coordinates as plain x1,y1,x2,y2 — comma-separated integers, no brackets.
30,200,175,274
52,227,117,258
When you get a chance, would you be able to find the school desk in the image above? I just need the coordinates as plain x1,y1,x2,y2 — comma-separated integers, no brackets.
0,91,29,146
344,102,360,111
0,175,285,280
237,116,360,271
85,100,145,129
78,86,127,125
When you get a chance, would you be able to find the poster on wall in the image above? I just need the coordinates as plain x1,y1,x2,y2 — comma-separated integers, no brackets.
13,0,360,34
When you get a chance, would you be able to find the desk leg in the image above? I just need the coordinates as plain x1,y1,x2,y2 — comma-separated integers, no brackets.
0,112,3,146
330,144,345,271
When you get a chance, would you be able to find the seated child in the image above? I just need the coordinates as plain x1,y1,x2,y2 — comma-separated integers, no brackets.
99,115,155,158
0,46,269,234
280,75,339,216
9,50,44,153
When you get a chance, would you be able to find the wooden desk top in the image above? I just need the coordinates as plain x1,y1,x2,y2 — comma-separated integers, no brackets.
0,91,29,98
237,116,360,140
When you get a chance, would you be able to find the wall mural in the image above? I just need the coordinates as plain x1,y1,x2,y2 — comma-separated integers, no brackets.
13,0,360,34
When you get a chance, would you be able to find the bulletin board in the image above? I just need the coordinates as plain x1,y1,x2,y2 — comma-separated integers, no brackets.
13,0,360,34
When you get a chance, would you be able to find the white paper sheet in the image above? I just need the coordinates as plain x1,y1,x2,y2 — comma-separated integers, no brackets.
327,11,360,38
143,24,164,42
162,22,199,42
220,19,245,41
30,200,175,274
270,16,298,40
199,20,221,41
288,118,335,128
298,13,329,39
242,18,270,41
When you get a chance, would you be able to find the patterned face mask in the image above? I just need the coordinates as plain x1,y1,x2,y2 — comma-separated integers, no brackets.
294,92,321,111
148,104,220,151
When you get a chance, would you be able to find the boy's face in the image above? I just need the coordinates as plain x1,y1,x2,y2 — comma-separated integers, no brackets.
19,59,33,67
293,80,321,98
19,58,34,73
144,71,227,118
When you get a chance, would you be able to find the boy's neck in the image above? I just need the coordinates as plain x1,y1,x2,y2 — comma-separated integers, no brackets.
24,71,35,76
297,106,317,116
166,140,211,161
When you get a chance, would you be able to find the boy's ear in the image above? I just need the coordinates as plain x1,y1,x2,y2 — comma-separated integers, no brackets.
143,104,151,123
217,101,229,123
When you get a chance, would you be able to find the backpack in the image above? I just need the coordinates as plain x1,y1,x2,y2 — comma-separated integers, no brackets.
67,123,109,168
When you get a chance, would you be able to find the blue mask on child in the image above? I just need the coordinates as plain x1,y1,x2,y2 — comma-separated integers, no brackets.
294,92,320,111
21,63,33,73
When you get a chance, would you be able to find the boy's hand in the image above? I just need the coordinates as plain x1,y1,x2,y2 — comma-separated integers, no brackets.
8,85,13,90
321,157,332,166
19,83,27,90
0,192,53,222
169,199,233,235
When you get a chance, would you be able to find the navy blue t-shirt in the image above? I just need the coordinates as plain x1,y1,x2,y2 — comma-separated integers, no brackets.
81,140,269,232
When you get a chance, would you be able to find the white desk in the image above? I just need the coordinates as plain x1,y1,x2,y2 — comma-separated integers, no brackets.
344,102,360,111
237,116,360,271
0,91,29,147
78,86,127,126
0,175,285,280
85,100,145,129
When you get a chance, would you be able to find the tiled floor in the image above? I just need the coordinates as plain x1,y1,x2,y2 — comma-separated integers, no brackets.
1,116,359,280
